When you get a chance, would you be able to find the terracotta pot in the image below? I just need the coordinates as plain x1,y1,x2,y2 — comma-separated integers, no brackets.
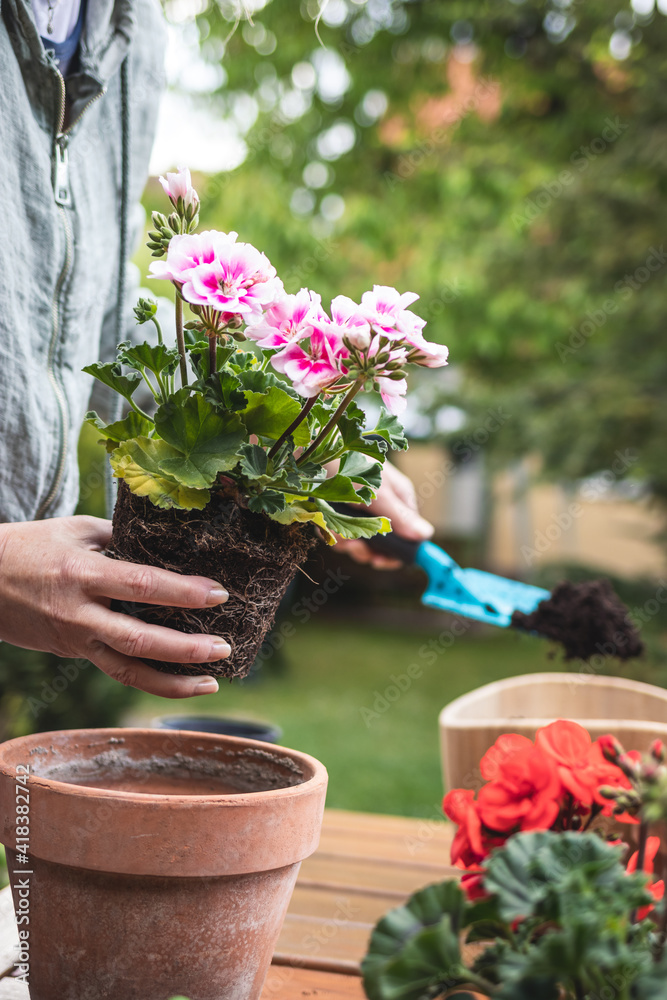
0,728,328,1000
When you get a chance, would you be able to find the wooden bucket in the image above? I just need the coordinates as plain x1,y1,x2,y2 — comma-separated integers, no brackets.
439,672,667,792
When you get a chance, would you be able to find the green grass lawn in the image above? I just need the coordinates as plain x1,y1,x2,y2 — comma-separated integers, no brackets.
129,622,557,818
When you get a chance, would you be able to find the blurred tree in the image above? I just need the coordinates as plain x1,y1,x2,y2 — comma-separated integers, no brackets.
178,0,667,497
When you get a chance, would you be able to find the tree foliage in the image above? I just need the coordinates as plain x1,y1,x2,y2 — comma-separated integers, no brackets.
181,0,667,496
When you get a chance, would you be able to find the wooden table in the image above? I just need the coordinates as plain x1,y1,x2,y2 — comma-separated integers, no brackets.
0,809,455,999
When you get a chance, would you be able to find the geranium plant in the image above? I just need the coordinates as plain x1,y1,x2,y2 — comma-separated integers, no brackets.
83,168,448,678
362,723,667,1000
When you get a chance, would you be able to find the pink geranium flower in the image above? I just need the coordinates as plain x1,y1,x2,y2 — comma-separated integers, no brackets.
245,288,325,349
325,295,372,348
360,285,426,340
272,328,348,397
375,375,408,414
149,230,237,281
405,331,450,368
159,167,198,211
150,231,283,323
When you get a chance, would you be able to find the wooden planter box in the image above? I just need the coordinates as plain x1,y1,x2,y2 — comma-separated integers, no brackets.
439,672,667,792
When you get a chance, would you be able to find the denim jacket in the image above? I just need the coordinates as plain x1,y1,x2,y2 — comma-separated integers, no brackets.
0,0,166,521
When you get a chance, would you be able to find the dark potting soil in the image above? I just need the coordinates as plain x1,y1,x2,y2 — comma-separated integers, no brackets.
106,481,317,679
511,578,644,662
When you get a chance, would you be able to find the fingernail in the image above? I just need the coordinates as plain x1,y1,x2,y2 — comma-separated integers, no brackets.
210,640,231,659
415,516,435,539
195,678,219,694
207,587,228,605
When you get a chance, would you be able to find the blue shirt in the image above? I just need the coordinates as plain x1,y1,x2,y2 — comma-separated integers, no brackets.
40,0,85,76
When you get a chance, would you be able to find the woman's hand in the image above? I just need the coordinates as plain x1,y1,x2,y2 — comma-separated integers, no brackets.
0,515,231,697
335,462,434,569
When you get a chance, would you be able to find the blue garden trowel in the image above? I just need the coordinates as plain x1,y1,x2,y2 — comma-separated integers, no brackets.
341,508,550,628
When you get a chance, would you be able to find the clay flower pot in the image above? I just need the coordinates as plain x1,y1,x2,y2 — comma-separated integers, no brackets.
0,728,327,1000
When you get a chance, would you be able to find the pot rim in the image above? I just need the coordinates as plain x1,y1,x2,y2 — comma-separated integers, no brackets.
0,727,324,804
0,728,329,876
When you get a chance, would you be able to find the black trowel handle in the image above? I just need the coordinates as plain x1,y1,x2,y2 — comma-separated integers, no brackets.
332,503,421,565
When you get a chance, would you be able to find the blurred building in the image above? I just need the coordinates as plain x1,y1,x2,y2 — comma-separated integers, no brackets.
394,445,667,582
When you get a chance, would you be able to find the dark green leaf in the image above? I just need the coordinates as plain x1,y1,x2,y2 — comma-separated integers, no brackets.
247,490,287,515
339,451,384,492
238,443,269,480
203,370,246,411
186,340,212,381
154,389,244,489
242,386,310,445
236,366,299,399
372,408,409,451
82,362,141,402
117,341,180,377
308,474,365,503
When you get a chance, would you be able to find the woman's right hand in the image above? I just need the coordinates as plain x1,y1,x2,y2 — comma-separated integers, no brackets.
0,515,231,697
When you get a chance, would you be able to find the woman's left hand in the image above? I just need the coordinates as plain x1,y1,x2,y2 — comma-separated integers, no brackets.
335,462,434,569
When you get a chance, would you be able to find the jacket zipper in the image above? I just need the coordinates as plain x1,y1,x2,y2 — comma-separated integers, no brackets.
36,67,107,518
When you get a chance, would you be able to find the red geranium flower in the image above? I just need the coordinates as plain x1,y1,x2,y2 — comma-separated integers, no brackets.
536,720,606,807
627,836,665,919
443,788,485,866
480,734,533,781
535,721,638,820
476,744,562,833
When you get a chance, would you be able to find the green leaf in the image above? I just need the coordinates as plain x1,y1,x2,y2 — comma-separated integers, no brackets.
110,437,210,510
238,443,269,481
85,410,153,445
339,451,384,492
247,490,286,515
117,341,180,377
314,500,391,540
362,882,470,1000
372,408,409,451
242,386,311,446
154,389,244,489
337,413,388,463
82,362,142,402
269,500,334,542
186,340,212,381
307,474,366,503
483,831,645,924
203,370,246,411
236,366,300,399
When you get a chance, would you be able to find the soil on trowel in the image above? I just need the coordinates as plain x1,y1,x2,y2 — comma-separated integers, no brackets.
511,578,645,662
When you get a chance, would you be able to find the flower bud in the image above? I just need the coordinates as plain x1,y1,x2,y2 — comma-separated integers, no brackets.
133,297,158,325
159,167,200,216
344,329,372,351
650,739,665,763
598,735,624,764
